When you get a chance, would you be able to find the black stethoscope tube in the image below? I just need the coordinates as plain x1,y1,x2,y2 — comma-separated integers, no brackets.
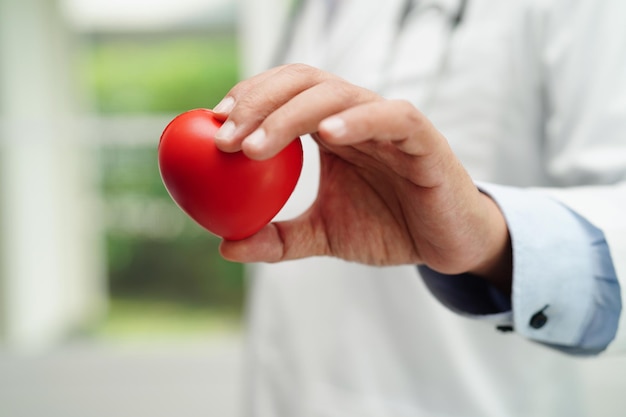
399,0,468,28
272,0,469,69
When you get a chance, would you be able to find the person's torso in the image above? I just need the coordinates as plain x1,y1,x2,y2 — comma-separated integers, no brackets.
245,1,626,416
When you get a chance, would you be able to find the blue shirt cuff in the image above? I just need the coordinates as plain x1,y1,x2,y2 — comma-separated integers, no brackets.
420,182,621,355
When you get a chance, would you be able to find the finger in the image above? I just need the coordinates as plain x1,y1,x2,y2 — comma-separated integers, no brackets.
212,65,290,116
318,99,441,156
213,64,331,152
219,215,329,263
212,65,292,151
240,79,381,160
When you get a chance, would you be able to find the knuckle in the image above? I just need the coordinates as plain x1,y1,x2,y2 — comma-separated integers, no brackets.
323,79,361,104
230,91,272,127
265,105,299,138
396,99,424,126
280,63,333,87
226,78,252,101
236,88,269,112
284,63,322,79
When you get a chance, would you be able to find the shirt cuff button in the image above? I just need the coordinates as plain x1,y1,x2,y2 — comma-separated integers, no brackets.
529,305,549,329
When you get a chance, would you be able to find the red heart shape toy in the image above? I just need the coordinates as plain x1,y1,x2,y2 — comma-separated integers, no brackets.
158,109,303,240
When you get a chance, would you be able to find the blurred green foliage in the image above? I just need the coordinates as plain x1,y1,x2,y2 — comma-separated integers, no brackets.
88,34,239,113
106,232,245,308
84,32,246,320
100,147,169,198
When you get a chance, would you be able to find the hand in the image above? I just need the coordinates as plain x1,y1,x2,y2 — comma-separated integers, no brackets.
212,64,512,292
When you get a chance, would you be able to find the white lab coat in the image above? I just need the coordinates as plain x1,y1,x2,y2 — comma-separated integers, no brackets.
244,0,626,416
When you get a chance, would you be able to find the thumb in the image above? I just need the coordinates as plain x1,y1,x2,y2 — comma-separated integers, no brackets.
219,213,327,263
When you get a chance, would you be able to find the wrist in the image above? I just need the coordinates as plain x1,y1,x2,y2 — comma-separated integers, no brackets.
468,192,513,296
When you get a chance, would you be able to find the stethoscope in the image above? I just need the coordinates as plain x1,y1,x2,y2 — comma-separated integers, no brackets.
399,0,468,30
274,0,469,64
386,0,469,108
273,0,470,109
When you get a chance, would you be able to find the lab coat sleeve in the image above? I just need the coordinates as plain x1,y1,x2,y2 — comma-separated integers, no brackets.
422,0,626,355
531,0,626,353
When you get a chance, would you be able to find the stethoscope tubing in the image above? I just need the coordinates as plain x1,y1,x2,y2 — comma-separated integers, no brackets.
273,0,469,66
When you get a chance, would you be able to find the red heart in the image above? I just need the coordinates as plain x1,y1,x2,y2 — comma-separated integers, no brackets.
158,109,303,240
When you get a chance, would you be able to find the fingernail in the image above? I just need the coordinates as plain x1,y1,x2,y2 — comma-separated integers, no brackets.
215,120,236,142
244,128,266,150
213,96,235,114
320,116,347,138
